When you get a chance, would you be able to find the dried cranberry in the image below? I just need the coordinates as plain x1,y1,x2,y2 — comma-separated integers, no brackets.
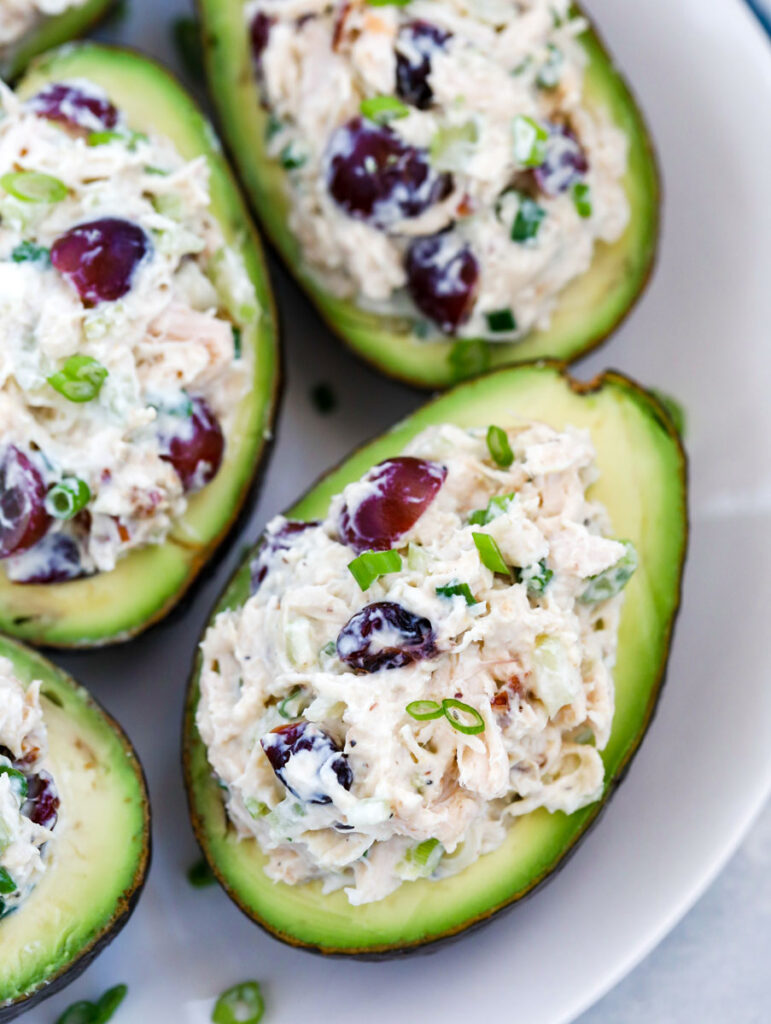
0,447,50,559
533,125,589,196
250,519,320,593
28,82,119,133
7,533,83,584
326,117,452,227
339,457,446,554
261,722,353,804
337,601,437,672
250,11,273,65
406,233,479,334
158,396,224,491
396,21,451,110
24,771,59,829
51,218,148,305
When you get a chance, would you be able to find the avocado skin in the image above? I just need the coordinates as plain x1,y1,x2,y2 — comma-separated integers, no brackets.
0,0,116,82
197,0,660,389
0,637,151,1018
0,45,282,649
183,361,688,957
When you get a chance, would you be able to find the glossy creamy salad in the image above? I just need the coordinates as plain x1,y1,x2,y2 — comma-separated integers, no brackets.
0,79,255,584
198,421,637,905
245,0,629,340
0,0,86,50
0,659,59,918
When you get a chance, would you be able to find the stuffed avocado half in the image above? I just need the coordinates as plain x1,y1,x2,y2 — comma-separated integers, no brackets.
183,362,687,956
0,636,150,1020
0,0,114,82
200,0,659,389
0,45,280,648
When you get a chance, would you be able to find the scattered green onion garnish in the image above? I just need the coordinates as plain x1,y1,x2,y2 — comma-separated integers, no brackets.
310,382,337,414
536,43,564,88
1,170,67,203
144,165,170,176
486,424,514,467
366,0,411,6
187,858,216,888
571,181,592,218
579,540,638,604
46,477,91,520
0,764,28,800
485,309,517,334
468,492,516,526
55,984,127,1024
48,355,108,403
473,532,511,576
87,130,124,146
411,837,442,866
265,113,283,142
212,980,265,1024
10,240,50,264
278,686,305,719
321,640,337,658
360,95,410,124
436,580,477,606
511,114,548,167
442,698,485,735
231,325,242,360
449,339,491,381
0,867,16,895
279,142,307,170
348,549,402,591
516,558,553,596
406,700,444,721
511,195,546,242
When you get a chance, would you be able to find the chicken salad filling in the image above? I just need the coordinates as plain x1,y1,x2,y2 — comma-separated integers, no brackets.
0,79,256,584
0,0,87,50
198,421,637,905
246,0,629,341
0,659,59,918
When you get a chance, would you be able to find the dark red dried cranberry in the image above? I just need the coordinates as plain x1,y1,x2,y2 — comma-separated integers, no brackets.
406,233,479,334
51,218,148,305
250,11,273,65
28,83,119,133
533,125,589,196
7,533,83,584
24,771,60,829
261,722,353,804
158,396,224,492
337,601,437,672
396,21,451,110
339,457,446,554
327,117,452,227
0,448,50,559
250,519,320,593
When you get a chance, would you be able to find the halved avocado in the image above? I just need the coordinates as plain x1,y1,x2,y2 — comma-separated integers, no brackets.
0,45,281,648
0,0,114,82
183,361,687,956
0,636,150,1019
198,1,659,389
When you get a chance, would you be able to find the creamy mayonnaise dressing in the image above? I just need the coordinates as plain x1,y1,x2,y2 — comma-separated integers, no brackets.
0,0,86,49
0,79,256,580
246,0,629,340
0,659,56,916
198,422,635,905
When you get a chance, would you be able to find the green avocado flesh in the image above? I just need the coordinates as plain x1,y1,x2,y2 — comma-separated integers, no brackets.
183,362,687,955
0,637,150,1019
0,0,114,81
199,0,659,389
0,46,280,648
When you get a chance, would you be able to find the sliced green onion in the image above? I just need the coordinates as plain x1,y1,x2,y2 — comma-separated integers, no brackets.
48,355,108,403
279,142,307,170
348,549,402,591
93,984,128,1023
485,309,517,334
516,558,553,596
278,686,305,720
473,532,511,576
571,181,592,218
406,700,444,721
0,764,28,800
265,113,283,142
512,115,548,167
187,858,216,888
486,424,514,467
448,339,491,381
1,170,67,203
366,0,411,6
144,165,170,176
46,477,91,520
10,240,50,265
87,130,124,146
231,325,242,360
511,195,546,242
468,492,517,526
536,43,564,88
442,698,485,735
579,540,638,604
321,640,337,658
436,580,477,606
412,837,441,867
212,980,265,1024
0,867,16,895
360,95,409,124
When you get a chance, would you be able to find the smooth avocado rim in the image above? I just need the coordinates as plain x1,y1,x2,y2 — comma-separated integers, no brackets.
183,361,688,957
0,635,150,1020
0,0,115,82
0,44,282,649
198,0,660,390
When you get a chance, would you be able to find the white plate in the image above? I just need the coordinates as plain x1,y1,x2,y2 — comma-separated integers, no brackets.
18,0,771,1021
